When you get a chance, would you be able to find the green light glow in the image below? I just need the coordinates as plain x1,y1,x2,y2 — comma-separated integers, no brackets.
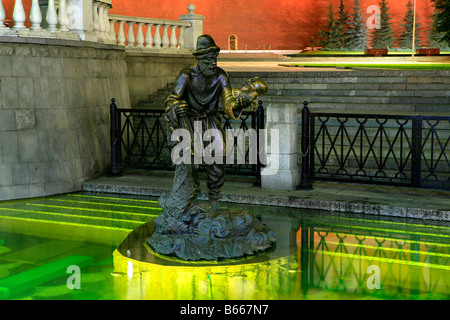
312,249,450,271
49,198,163,211
1,191,448,300
0,255,93,299
0,207,147,225
324,241,450,259
68,194,159,204
311,231,450,248
315,222,450,239
0,214,133,231
25,204,159,218
324,215,450,231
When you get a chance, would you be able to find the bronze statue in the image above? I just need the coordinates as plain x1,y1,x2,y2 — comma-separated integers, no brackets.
146,35,275,261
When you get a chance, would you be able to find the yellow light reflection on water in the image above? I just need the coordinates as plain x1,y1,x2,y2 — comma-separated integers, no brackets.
111,226,448,300
112,249,299,300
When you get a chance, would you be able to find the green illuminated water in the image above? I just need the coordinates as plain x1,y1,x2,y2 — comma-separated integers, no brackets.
0,192,448,300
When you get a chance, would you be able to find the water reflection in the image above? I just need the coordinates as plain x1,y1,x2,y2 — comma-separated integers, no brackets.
297,221,449,299
113,211,449,300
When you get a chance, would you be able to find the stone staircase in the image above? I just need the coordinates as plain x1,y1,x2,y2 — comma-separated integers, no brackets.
139,69,450,114
228,69,450,114
138,83,174,109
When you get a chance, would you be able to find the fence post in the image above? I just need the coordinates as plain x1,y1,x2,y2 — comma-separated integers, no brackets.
254,100,265,186
411,115,422,187
297,101,312,189
109,98,121,176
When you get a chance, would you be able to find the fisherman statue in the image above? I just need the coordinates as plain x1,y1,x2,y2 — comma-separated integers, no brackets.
146,35,276,261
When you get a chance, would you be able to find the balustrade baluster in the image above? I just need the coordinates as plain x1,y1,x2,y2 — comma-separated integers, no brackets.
0,0,5,29
98,4,106,35
145,23,154,48
136,22,144,47
92,1,100,33
109,20,117,43
117,21,126,46
126,21,136,47
154,24,162,48
170,25,178,48
13,0,26,30
103,5,111,39
161,24,169,48
178,26,186,49
46,0,58,32
29,0,42,31
58,0,69,31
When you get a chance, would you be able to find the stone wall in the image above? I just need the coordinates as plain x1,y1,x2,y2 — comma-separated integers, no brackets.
125,52,195,108
0,38,130,201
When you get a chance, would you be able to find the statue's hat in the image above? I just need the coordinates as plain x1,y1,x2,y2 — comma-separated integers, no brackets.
193,34,220,56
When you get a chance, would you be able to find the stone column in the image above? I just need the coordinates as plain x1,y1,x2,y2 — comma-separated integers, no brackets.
178,4,204,51
261,102,300,191
64,0,103,41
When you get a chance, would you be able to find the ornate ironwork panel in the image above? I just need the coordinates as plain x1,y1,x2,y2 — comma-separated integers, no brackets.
110,100,264,183
299,103,450,190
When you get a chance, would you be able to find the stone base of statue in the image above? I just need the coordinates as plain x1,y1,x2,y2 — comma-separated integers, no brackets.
146,164,276,261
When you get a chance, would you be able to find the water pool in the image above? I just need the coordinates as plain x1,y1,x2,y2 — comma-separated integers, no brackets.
0,192,448,300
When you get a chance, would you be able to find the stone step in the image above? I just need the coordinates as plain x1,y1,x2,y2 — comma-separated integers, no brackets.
267,86,450,99
139,101,166,108
308,166,449,183
229,71,450,115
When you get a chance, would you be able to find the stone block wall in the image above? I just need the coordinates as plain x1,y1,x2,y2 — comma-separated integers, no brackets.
0,38,130,201
125,52,195,108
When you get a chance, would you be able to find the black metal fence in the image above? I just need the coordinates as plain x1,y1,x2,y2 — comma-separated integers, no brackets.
109,98,265,185
299,102,450,190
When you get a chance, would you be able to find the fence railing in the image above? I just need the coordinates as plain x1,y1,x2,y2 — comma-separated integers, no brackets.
0,1,201,50
109,99,265,185
0,0,113,42
109,14,191,51
298,102,450,190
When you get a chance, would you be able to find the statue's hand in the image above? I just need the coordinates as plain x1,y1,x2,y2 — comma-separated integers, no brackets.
236,97,246,109
175,102,189,118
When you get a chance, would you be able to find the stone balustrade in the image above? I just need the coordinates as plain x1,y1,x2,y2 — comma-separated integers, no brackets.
108,4,204,52
108,15,191,52
0,0,113,42
0,1,203,52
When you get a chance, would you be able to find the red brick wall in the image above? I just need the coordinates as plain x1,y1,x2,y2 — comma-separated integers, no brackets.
2,0,433,49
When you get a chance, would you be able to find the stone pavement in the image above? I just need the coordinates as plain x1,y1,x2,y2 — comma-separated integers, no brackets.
83,170,450,222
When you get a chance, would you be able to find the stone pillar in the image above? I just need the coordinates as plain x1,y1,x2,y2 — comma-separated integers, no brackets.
64,0,104,41
261,102,300,191
178,4,204,51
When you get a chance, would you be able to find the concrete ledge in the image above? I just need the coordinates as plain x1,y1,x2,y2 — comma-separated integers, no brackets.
82,172,450,222
0,36,125,51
